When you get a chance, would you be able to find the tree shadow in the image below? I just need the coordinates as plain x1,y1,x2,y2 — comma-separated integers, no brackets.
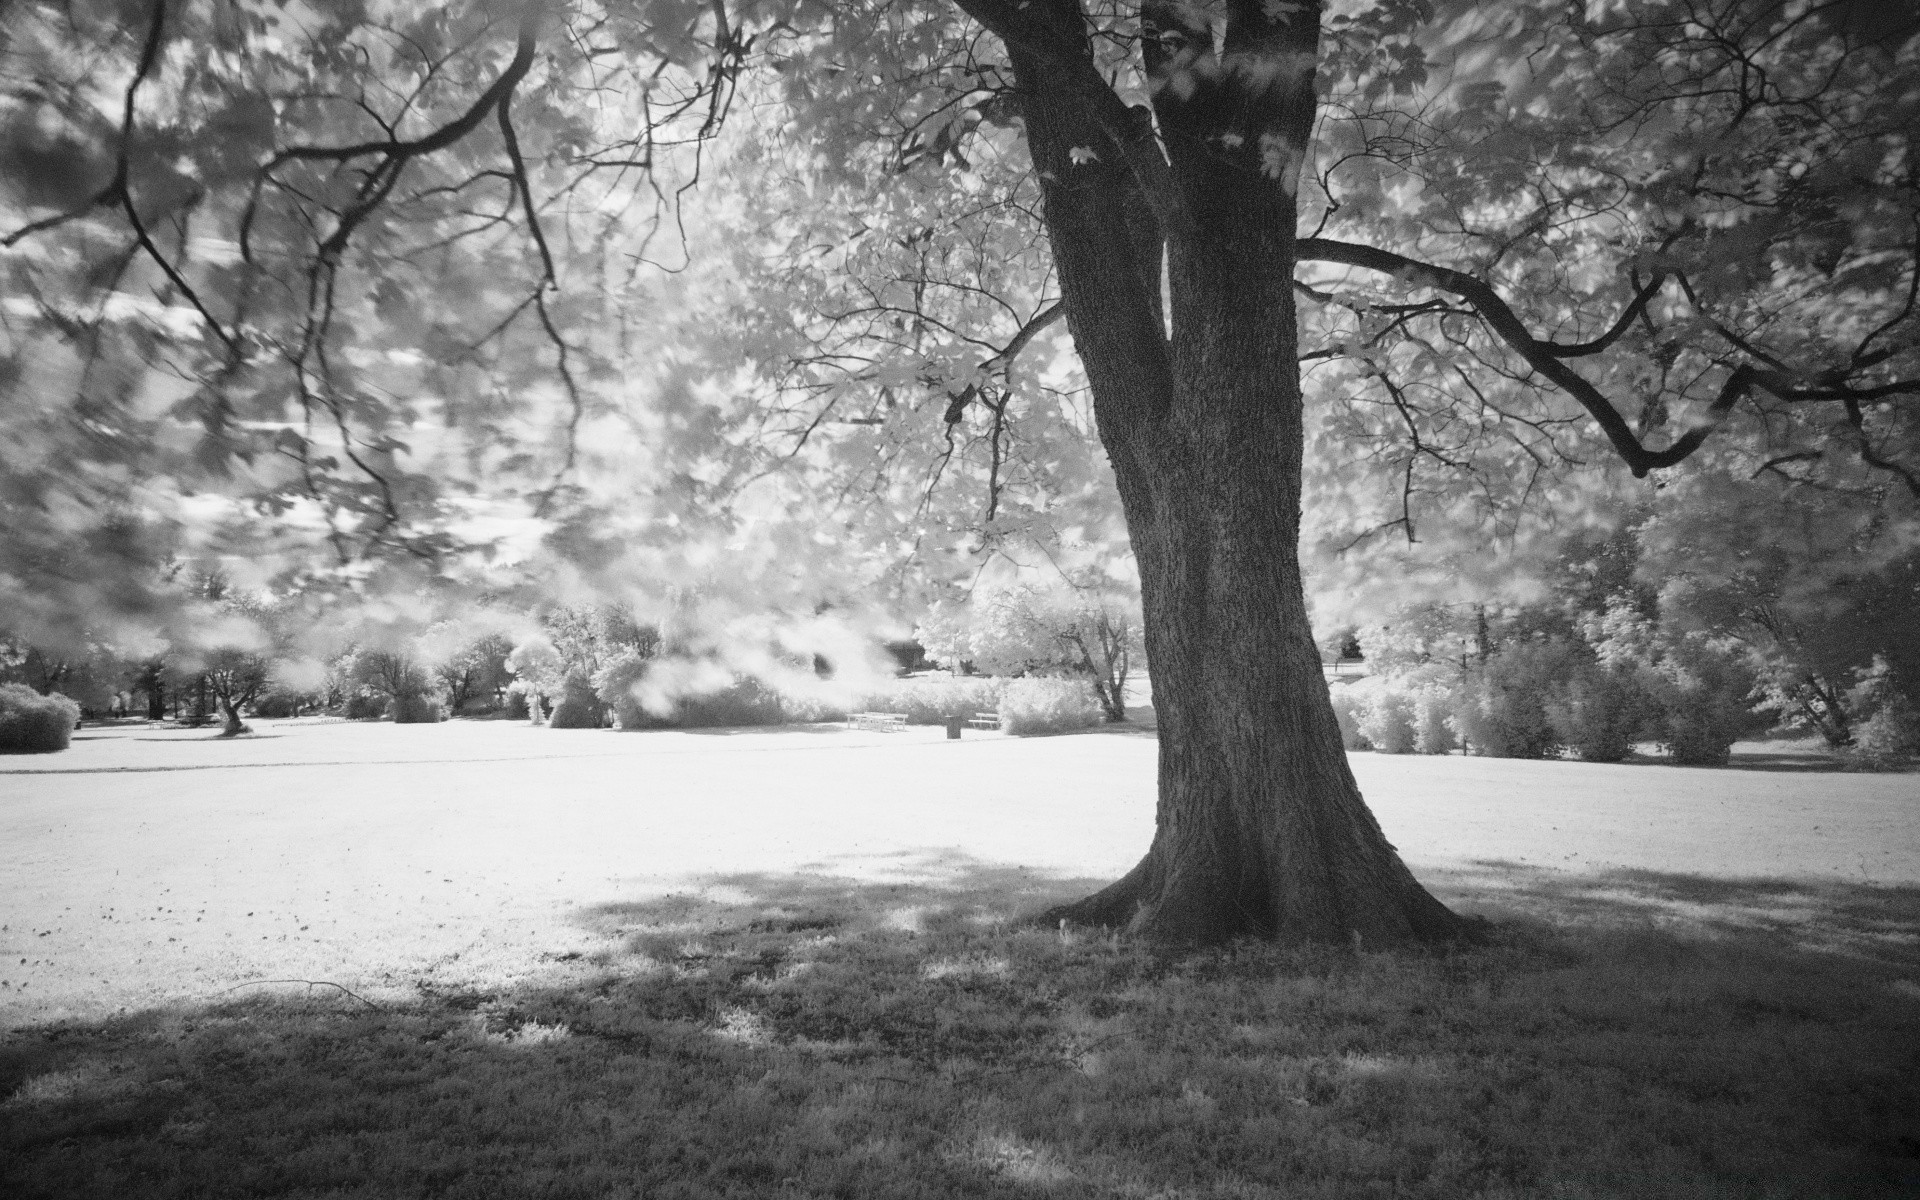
572,848,1107,945
1428,859,1920,966
6,851,1919,1199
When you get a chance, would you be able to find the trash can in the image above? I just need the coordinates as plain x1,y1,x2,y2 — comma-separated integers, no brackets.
945,714,963,739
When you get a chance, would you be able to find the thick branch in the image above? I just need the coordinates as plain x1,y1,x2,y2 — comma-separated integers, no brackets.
951,0,1186,236
944,300,1066,425
498,92,557,286
265,11,540,172
985,299,1065,371
1544,272,1668,358
1300,236,1677,472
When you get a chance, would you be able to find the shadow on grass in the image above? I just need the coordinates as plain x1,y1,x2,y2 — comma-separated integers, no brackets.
5,853,1919,1200
1430,859,1920,964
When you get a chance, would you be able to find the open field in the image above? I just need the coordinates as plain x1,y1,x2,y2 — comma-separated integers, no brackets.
3,717,1915,1027
3,717,1918,1198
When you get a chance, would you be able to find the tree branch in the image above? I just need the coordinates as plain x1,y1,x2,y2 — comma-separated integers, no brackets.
1296,237,1915,477
952,0,1187,236
984,299,1066,371
498,91,557,286
1543,272,1669,358
265,10,541,172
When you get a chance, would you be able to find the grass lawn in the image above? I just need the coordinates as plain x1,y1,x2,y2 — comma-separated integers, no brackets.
3,718,1918,1197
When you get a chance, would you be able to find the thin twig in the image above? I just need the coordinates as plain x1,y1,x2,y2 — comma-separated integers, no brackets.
218,979,382,1009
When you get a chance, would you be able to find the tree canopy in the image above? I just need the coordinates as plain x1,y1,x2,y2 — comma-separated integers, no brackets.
2,1,1914,625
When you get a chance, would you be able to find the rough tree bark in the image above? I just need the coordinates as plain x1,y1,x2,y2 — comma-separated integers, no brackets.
958,0,1468,945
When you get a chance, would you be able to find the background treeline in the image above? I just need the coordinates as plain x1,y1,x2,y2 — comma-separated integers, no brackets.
0,570,1137,747
1327,523,1920,768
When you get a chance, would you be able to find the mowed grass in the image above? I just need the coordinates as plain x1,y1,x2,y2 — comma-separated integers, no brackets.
4,865,1918,1200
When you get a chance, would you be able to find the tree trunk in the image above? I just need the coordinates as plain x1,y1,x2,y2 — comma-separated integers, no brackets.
217,696,248,737
971,0,1469,946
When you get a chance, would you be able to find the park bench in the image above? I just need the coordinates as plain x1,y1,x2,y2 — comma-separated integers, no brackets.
967,711,1000,730
849,711,908,732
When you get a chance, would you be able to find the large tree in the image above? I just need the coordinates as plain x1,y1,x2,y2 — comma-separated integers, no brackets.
3,0,1915,944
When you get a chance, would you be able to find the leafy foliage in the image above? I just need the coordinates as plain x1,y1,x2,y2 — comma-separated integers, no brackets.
996,675,1102,736
0,681,80,753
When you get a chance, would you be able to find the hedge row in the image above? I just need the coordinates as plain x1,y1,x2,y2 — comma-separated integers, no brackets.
1330,638,1766,766
581,662,1101,736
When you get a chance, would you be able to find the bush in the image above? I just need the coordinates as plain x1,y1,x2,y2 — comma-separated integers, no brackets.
0,684,80,753
1328,684,1370,750
1546,663,1647,763
1841,656,1920,766
344,692,387,720
851,674,1004,725
594,652,654,729
1356,683,1417,754
1848,705,1920,766
1333,675,1455,755
614,676,787,730
679,678,787,727
997,677,1101,736
392,695,444,724
770,686,848,724
252,692,308,719
1648,637,1761,766
547,672,605,728
1451,641,1578,759
1412,687,1457,755
503,690,530,720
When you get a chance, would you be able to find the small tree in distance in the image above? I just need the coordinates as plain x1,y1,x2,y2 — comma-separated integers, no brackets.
188,573,280,737
352,650,434,722
415,623,514,715
920,576,1144,722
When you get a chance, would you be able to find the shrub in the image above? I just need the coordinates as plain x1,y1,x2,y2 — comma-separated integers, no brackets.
770,686,847,724
503,690,530,720
344,692,387,720
546,672,605,728
1328,684,1370,750
1546,663,1647,763
997,677,1101,736
252,692,307,719
0,684,80,753
1356,682,1417,754
1335,674,1457,756
1841,656,1920,766
672,678,787,728
851,674,1004,724
392,695,445,724
594,652,652,729
1849,705,1920,760
1647,636,1761,766
1450,641,1579,759
1412,687,1456,755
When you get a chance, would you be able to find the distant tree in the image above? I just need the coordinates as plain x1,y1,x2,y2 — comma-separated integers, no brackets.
1640,474,1920,747
435,633,514,714
920,573,1142,722
200,644,270,737
0,637,127,716
352,649,430,710
507,606,658,728
134,658,168,721
184,573,285,737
